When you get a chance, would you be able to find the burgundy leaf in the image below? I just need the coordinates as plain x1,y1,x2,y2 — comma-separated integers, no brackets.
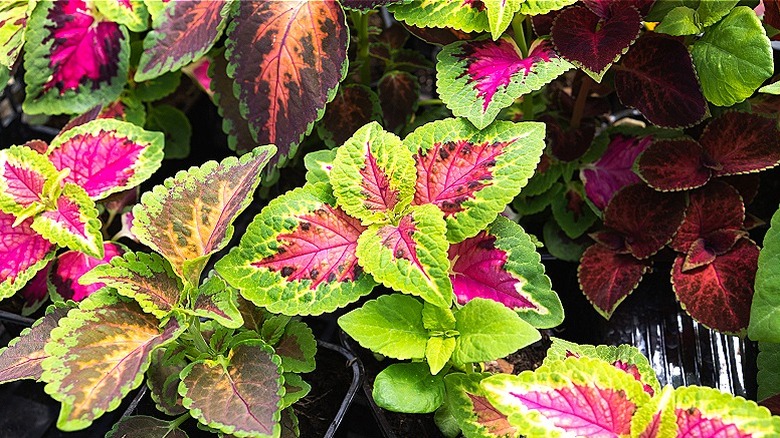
0,307,68,383
698,112,780,177
378,71,419,133
209,49,256,155
670,180,745,254
636,138,710,191
531,10,560,36
760,393,780,416
614,34,708,128
578,244,650,318
319,84,382,148
720,174,760,206
50,242,125,302
764,0,780,30
580,134,651,210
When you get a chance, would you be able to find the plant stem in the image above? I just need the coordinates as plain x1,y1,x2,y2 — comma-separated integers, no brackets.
570,76,593,129
418,98,442,106
521,94,535,121
170,412,190,430
512,14,529,57
189,317,212,355
352,11,372,86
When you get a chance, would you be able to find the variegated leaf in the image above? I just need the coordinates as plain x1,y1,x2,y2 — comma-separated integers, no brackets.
32,183,104,259
0,145,60,217
0,212,54,300
50,242,125,302
0,306,68,384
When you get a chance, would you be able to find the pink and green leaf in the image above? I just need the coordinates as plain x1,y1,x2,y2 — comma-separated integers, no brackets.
670,181,745,255
672,386,780,437
0,306,68,384
317,84,383,149
672,238,759,334
47,119,164,201
136,0,233,81
50,242,125,303
133,146,274,285
32,183,104,259
444,372,520,438
192,274,242,329
578,244,650,319
449,215,563,328
0,212,54,300
698,112,780,177
23,0,130,115
481,356,651,438
78,251,183,319
0,145,60,216
209,48,256,155
631,385,678,438
226,0,349,177
273,320,317,374
0,0,31,68
408,118,546,243
437,37,572,129
378,70,419,133
357,204,452,308
635,138,711,191
41,291,185,431
580,134,651,210
388,1,490,34
179,339,284,437
215,184,375,316
95,0,149,32
331,122,416,224
20,261,52,316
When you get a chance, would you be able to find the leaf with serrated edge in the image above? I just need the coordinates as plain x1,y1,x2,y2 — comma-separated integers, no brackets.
408,118,546,243
133,146,274,285
50,242,125,303
274,320,316,374
580,134,651,210
318,84,383,149
631,385,677,438
48,119,164,201
751,206,780,343
146,346,187,416
179,339,283,437
226,0,348,177
339,294,428,360
32,183,104,259
192,274,242,329
669,181,745,254
95,0,149,33
519,0,576,15
357,204,452,308
281,373,311,409
216,183,375,316
0,212,55,300
106,415,188,438
551,182,597,239
483,0,523,39
0,145,60,216
388,0,490,34
23,0,130,115
481,356,651,438
79,251,182,319
698,112,780,178
445,372,519,438
450,216,563,329
41,291,185,431
0,307,67,384
0,1,30,68
378,70,419,133
578,244,650,319
331,121,415,224
673,385,779,437
136,0,233,81
209,48,256,155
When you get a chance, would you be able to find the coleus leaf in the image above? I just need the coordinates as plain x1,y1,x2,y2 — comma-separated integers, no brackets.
318,84,383,149
136,0,233,81
481,356,651,438
757,342,780,411
41,291,185,431
47,119,164,201
226,0,349,177
20,261,52,316
580,134,651,210
95,0,149,33
273,319,317,374
373,362,446,413
106,415,188,438
445,373,519,438
179,339,283,437
631,385,677,438
550,3,641,81
23,0,130,115
133,147,275,285
635,138,710,192
32,183,104,259
482,0,522,39
281,373,310,409
670,386,779,437
0,145,60,217
303,149,337,185
146,345,187,416
519,0,577,15
449,215,563,329
408,118,546,243
79,251,182,320
378,70,419,133
144,104,191,160
192,274,242,329
614,34,708,128
0,0,31,68
357,204,453,308
143,0,171,22
551,182,597,239
209,48,256,155
0,212,54,300
426,336,456,375
672,238,759,334
331,122,415,224
388,1,490,34
0,307,68,384
50,242,125,303
750,205,780,343
578,244,650,319
340,0,412,12
437,37,572,130
215,184,375,316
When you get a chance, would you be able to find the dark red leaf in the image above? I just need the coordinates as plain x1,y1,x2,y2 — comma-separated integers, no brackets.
578,244,650,318
670,180,745,254
378,71,419,133
531,10,560,36
719,174,760,206
319,84,382,148
760,393,780,416
764,0,780,30
636,138,710,191
209,49,256,155
698,112,780,177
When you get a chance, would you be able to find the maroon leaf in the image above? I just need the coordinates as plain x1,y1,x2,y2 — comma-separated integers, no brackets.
318,84,382,148
670,181,745,254
614,34,708,128
765,0,780,30
636,138,710,191
378,70,419,133
720,174,760,206
0,307,67,383
578,244,649,318
580,134,651,210
672,238,759,334
698,112,780,177
209,49,256,155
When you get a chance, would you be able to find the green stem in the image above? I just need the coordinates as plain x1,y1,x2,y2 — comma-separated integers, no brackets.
511,14,529,57
189,318,212,355
521,94,535,121
170,412,190,430
418,98,443,106
352,11,371,86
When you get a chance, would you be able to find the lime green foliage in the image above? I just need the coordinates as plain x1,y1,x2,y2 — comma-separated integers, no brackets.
750,204,780,342
483,0,522,39
631,385,677,437
373,363,446,413
761,81,780,95
191,275,243,329
0,1,30,68
758,342,780,402
95,0,149,32
656,1,738,35
303,149,337,185
518,0,576,15
388,0,490,34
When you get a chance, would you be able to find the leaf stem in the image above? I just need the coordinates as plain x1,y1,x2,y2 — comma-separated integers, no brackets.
352,11,372,86
189,317,212,355
570,75,593,129
418,98,443,106
521,94,535,121
169,412,190,430
512,14,529,57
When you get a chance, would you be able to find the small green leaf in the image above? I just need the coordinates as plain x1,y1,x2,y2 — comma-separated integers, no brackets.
192,274,243,329
303,149,337,185
483,0,522,40
134,71,182,102
426,336,456,375
281,373,311,409
550,182,597,239
758,342,780,402
422,302,456,331
373,362,445,413
261,316,291,346
760,81,780,95
697,0,739,27
655,6,701,35
145,104,192,160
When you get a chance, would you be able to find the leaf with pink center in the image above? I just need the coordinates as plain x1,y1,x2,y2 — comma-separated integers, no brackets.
635,138,711,191
698,112,780,177
672,238,759,334
331,122,416,224
32,183,103,259
95,0,149,32
437,37,571,130
671,386,779,437
0,212,55,301
317,84,383,149
614,34,708,128
358,204,452,308
0,306,68,384
481,356,651,438
19,261,52,316
580,134,651,210
388,1,490,34
49,242,125,303
216,183,375,316
23,0,130,115
551,3,641,81
578,244,650,319
0,145,60,217
407,118,546,243
47,119,164,201
449,216,563,328
631,385,678,438
445,373,520,438
0,1,32,68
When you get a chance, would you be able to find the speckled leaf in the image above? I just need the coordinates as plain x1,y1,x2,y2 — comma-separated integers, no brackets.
378,70,419,133
407,118,546,243
614,34,708,128
445,372,520,438
750,205,780,343
41,292,185,431
672,386,779,437
580,134,651,210
191,275,242,329
146,345,187,416
388,1,490,34
358,204,452,308
95,0,149,32
0,307,67,384
106,415,188,438
0,145,60,216
672,238,759,334
216,184,375,316
0,212,54,300
698,112,780,177
50,242,125,303
273,320,316,374
578,244,650,319
0,1,30,68
136,0,232,81
635,138,710,191
209,49,255,155
331,122,415,224
449,216,562,328
631,385,677,438
481,357,650,438
670,181,745,255
179,340,283,438
32,183,103,259
226,0,349,177
437,37,572,129
133,147,274,285
23,0,129,115
318,84,382,149
48,119,164,201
